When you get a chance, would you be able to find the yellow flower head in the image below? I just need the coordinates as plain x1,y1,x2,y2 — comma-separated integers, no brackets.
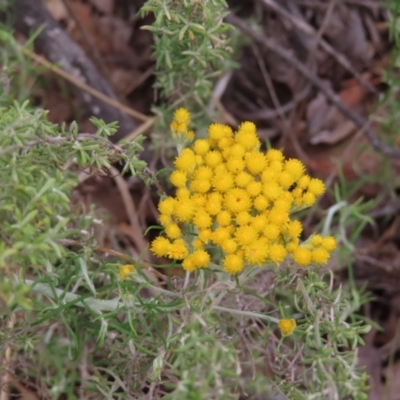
235,171,252,187
297,175,310,189
190,179,211,193
223,254,244,274
193,209,212,229
213,171,234,192
311,248,330,264
235,225,258,246
269,243,287,264
168,239,188,260
236,122,259,150
217,210,231,226
287,220,303,238
208,123,226,145
171,108,193,139
302,192,316,206
191,249,211,268
293,247,312,266
119,264,135,280
285,159,305,180
308,178,325,196
253,195,269,211
278,319,296,337
246,152,267,175
266,149,284,162
158,197,176,215
174,108,190,124
225,188,252,214
165,223,181,239
175,148,197,173
170,170,187,188
193,139,210,155
205,150,223,168
226,157,245,174
221,238,238,254
151,236,171,257
172,197,195,222
244,239,269,265
322,236,337,251
246,181,262,197
194,166,213,181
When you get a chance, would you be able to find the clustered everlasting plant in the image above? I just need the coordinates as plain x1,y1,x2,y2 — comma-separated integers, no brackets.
0,102,371,400
142,110,370,399
151,108,336,275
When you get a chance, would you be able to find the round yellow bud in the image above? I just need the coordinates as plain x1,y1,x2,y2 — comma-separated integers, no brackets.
285,159,305,180
225,188,252,214
151,236,171,257
168,239,188,260
278,319,296,337
311,248,330,264
235,225,258,246
269,243,287,263
246,181,262,197
266,149,284,162
158,197,176,215
165,223,181,239
293,247,312,266
205,150,223,168
221,238,238,254
322,236,337,251
235,171,252,187
244,239,269,265
193,209,212,229
217,211,231,226
302,192,316,206
308,178,325,196
170,170,187,187
223,254,244,274
192,249,211,268
246,151,267,175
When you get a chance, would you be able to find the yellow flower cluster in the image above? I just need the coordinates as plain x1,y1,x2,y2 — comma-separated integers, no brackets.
151,110,336,275
170,108,194,139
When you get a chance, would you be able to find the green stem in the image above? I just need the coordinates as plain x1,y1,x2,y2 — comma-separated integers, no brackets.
213,305,279,323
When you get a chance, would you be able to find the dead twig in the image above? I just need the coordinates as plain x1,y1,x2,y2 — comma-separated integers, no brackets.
20,46,149,123
251,43,309,162
226,13,400,159
109,166,148,258
234,84,311,121
313,0,340,48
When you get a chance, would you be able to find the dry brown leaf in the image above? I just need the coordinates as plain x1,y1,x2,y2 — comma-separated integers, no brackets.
306,77,370,144
310,119,357,145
